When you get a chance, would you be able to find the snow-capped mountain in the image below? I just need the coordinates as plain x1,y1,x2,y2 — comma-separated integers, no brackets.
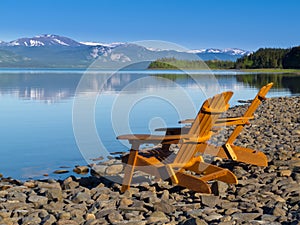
0,34,251,67
80,41,124,48
188,48,251,56
0,40,8,46
7,34,84,47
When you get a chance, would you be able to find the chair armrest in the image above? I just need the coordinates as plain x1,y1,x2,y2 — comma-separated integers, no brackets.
178,119,194,124
214,116,254,126
179,116,254,126
117,132,212,145
155,127,190,135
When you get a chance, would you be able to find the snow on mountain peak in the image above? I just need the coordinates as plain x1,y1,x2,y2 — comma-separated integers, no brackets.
188,48,250,56
80,41,125,48
8,34,83,47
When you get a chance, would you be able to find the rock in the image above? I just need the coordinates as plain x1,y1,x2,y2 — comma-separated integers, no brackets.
23,181,36,188
221,201,239,210
232,212,262,221
22,213,42,224
95,208,116,219
201,195,220,208
105,164,123,175
53,170,69,174
279,170,292,177
45,188,63,202
85,213,96,220
57,219,79,225
58,212,71,220
225,208,241,215
62,177,79,190
154,200,176,214
28,195,48,207
180,218,208,225
0,210,11,219
273,204,286,217
73,166,89,174
119,197,133,207
147,211,169,224
12,209,29,217
42,214,57,225
107,211,123,223
204,213,223,222
72,192,91,204
91,165,107,176
261,214,278,222
211,181,228,197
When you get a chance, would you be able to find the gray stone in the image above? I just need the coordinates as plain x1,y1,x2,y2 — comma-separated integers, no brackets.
147,211,169,224
95,208,116,219
273,204,286,217
58,212,71,220
204,213,223,222
72,191,91,203
225,208,241,215
73,166,89,174
53,169,69,174
28,195,48,207
41,214,57,225
221,201,239,209
57,219,79,225
107,211,123,223
154,200,176,214
232,213,262,221
211,181,228,197
22,213,42,224
180,218,208,225
91,165,107,176
201,194,220,207
0,210,11,219
105,164,123,175
261,214,278,222
45,188,63,202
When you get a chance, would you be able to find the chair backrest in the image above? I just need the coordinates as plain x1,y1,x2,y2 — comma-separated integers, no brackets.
173,91,233,164
227,82,273,144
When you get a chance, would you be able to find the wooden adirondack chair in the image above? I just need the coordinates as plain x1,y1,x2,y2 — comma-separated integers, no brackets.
158,83,273,167
117,92,238,193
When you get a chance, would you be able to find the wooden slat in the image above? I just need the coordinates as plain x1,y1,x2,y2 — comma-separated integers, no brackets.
173,92,233,165
197,143,268,166
226,83,273,144
175,171,211,193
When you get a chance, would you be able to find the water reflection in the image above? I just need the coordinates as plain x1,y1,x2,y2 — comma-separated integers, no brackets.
0,72,299,103
235,73,300,94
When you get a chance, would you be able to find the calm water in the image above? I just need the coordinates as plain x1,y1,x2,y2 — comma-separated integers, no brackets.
0,69,299,180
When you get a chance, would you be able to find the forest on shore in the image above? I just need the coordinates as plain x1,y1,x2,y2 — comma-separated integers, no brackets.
148,46,300,70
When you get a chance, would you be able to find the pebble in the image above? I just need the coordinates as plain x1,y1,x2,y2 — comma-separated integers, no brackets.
279,169,292,177
0,96,299,224
73,166,89,175
53,169,69,174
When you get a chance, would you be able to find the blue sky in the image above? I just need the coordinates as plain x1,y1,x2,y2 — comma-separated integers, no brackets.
0,0,299,50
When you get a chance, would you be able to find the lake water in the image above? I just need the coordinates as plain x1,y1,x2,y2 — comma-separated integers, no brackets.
0,69,299,180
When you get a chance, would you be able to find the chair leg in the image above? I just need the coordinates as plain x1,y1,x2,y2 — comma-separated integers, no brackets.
121,143,139,193
184,158,238,184
175,171,211,193
197,143,268,167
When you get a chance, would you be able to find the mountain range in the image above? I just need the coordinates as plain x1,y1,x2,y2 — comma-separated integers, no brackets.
0,34,251,68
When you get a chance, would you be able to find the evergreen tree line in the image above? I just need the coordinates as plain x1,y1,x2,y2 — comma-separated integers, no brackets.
148,46,300,69
236,47,300,69
148,57,235,70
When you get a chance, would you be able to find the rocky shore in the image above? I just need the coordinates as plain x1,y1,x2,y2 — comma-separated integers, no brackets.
0,96,300,225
